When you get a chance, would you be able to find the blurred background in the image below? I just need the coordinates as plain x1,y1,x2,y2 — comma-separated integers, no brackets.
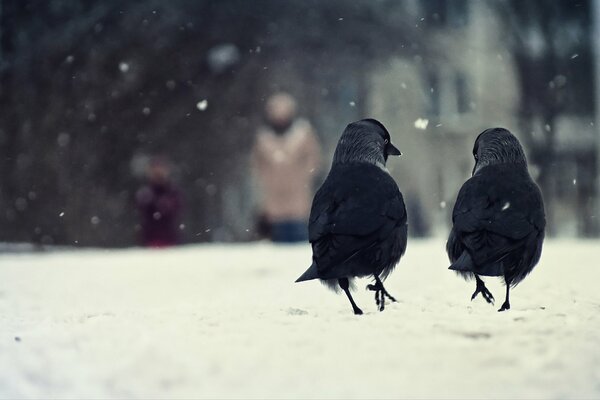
0,0,598,248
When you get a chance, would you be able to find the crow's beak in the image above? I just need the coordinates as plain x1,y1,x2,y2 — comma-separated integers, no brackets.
386,142,401,156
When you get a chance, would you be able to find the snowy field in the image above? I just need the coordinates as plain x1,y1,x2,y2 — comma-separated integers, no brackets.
0,239,599,399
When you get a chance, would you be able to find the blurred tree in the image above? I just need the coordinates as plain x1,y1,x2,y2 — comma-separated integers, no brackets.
0,0,420,246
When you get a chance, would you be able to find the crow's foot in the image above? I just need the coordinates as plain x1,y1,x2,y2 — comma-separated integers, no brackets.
339,278,363,316
352,305,364,315
498,301,510,312
471,280,495,305
366,280,396,312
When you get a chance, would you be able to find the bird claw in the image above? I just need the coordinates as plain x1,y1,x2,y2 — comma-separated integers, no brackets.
471,281,495,305
367,281,396,311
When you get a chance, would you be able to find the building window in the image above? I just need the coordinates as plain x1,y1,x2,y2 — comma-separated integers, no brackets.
455,72,469,114
423,0,469,28
448,0,469,28
426,71,441,117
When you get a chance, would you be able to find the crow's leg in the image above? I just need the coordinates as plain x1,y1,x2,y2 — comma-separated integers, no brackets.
338,278,363,315
471,275,495,305
366,276,396,312
498,280,511,312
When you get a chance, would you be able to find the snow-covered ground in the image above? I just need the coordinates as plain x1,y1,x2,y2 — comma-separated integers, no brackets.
0,239,599,399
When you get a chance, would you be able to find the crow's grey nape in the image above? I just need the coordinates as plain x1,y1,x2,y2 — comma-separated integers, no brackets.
332,123,386,168
474,129,527,174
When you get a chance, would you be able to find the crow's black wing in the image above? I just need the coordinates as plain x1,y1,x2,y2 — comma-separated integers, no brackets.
446,226,464,263
309,163,406,279
451,165,545,274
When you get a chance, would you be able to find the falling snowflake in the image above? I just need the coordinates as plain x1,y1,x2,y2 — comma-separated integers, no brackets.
349,101,356,107
414,118,429,130
59,212,65,217
118,62,130,73
196,100,208,111
502,202,510,211
57,133,70,147
440,201,446,209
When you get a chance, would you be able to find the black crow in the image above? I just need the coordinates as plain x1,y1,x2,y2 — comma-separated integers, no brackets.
447,128,546,312
295,118,407,315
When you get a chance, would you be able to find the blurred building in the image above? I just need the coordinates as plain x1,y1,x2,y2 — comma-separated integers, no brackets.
368,0,518,236
368,0,596,237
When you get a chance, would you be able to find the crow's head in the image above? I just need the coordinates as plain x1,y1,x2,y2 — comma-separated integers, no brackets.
333,118,400,168
472,127,527,175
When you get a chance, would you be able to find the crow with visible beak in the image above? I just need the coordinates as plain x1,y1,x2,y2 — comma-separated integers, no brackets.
296,119,407,315
447,128,546,311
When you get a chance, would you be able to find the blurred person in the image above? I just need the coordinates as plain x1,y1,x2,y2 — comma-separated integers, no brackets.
136,156,182,248
251,92,322,243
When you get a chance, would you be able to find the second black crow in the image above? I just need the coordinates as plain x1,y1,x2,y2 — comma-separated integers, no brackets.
295,119,407,315
447,128,546,311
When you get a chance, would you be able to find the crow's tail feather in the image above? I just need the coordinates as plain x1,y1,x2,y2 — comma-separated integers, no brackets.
295,262,319,283
449,250,503,277
449,250,474,272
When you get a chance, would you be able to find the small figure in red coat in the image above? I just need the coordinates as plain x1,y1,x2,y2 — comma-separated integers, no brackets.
136,156,182,248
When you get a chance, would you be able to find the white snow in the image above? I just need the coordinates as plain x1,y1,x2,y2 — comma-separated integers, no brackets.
0,240,599,399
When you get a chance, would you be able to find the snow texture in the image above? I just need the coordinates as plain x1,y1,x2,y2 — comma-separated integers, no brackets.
0,240,599,399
